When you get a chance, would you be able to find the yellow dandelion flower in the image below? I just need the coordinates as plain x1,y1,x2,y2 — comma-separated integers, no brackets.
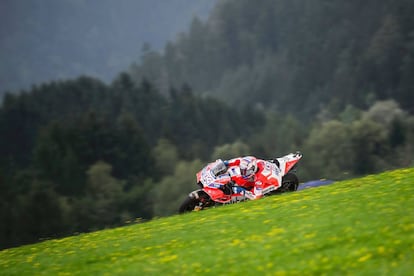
266,227,285,237
358,253,372,262
160,254,177,263
231,239,241,246
304,232,316,239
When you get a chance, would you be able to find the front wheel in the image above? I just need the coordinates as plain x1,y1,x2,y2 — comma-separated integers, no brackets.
178,196,199,214
178,191,214,214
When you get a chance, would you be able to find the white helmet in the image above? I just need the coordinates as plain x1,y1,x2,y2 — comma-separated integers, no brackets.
239,157,257,179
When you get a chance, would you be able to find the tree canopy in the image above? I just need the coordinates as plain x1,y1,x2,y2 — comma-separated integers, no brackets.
130,0,414,119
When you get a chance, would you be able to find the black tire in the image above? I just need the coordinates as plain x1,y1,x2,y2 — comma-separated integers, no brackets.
281,172,299,192
268,172,299,195
178,196,199,214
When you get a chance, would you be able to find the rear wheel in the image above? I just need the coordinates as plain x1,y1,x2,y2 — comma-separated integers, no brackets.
269,173,299,195
281,172,299,192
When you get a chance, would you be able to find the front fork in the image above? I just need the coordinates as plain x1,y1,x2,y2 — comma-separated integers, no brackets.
189,189,204,199
189,189,214,210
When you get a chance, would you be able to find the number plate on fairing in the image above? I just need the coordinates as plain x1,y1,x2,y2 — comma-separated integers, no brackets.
201,169,215,185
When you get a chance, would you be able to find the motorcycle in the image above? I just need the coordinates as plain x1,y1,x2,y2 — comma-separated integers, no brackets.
178,152,303,213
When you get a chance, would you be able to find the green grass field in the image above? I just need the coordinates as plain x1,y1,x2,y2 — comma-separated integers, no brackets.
1,168,413,275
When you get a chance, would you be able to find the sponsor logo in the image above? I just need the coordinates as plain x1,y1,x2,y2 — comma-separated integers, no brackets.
208,183,221,188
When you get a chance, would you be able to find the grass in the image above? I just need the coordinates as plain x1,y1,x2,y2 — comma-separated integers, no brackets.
1,167,413,275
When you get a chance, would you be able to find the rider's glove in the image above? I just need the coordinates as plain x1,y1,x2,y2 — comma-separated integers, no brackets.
219,181,234,195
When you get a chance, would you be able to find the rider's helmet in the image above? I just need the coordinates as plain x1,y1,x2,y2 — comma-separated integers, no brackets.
239,157,257,179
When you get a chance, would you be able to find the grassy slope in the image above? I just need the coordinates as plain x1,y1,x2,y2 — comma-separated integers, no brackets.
1,168,413,275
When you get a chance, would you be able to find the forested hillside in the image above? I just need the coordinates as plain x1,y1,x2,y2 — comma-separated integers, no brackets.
1,74,413,250
1,0,414,249
131,0,414,119
0,75,266,249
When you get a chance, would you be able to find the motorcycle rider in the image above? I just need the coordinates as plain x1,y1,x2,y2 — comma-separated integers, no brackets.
221,156,281,200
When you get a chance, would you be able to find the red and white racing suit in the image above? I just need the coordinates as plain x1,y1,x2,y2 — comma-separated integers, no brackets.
225,156,281,200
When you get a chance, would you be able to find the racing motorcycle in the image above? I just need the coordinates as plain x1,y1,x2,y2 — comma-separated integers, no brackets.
178,152,302,214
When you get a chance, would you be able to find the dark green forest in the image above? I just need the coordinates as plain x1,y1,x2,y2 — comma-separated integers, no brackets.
1,0,414,249
132,0,414,117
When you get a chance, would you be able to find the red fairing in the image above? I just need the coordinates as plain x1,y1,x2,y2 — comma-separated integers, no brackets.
203,187,231,203
255,160,280,188
284,159,299,173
